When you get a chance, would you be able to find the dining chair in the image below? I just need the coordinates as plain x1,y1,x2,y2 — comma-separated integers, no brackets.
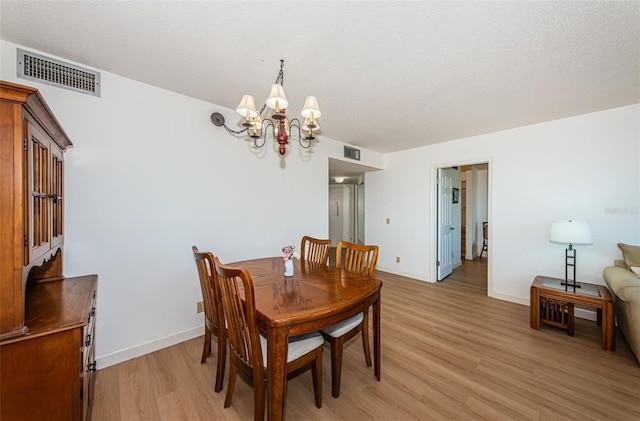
191,246,226,393
480,221,488,258
300,236,331,265
321,240,379,398
213,257,324,420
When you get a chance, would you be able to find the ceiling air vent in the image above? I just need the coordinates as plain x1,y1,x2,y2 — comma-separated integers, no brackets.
17,48,101,97
344,146,361,161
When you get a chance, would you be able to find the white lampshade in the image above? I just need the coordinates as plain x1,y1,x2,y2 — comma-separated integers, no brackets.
302,117,319,132
301,96,321,118
549,220,592,245
265,84,289,110
248,115,262,127
235,95,258,118
248,115,262,134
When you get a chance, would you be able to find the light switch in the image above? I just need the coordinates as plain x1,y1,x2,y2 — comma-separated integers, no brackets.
386,218,390,224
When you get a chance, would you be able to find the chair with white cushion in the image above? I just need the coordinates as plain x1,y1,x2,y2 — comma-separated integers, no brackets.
213,257,323,420
321,240,378,398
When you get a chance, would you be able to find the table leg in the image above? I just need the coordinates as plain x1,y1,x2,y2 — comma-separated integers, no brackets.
530,286,540,330
373,292,381,381
267,326,289,421
602,302,615,351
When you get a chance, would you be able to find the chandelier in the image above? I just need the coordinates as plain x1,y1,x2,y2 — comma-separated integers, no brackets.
210,60,321,156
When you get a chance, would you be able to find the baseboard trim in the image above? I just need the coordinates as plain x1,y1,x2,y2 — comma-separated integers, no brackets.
490,291,528,306
95,325,204,370
489,292,598,321
574,307,598,322
375,268,431,282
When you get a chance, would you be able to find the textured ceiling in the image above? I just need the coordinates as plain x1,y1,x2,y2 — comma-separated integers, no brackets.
1,1,639,155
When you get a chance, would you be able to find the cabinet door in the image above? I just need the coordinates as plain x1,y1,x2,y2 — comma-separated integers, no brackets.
24,117,64,265
51,146,64,249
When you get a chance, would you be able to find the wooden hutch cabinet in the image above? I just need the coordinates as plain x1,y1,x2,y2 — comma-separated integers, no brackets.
0,81,98,420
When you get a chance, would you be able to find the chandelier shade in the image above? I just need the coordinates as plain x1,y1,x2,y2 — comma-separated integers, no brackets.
266,84,289,111
302,117,319,132
235,95,258,119
210,59,321,157
301,96,322,118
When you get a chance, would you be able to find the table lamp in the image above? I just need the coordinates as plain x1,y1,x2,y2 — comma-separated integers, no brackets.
549,220,592,290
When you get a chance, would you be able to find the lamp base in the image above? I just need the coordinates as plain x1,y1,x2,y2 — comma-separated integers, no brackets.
560,281,582,292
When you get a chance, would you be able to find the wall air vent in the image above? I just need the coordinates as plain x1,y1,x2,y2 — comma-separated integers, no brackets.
17,49,101,97
344,146,361,161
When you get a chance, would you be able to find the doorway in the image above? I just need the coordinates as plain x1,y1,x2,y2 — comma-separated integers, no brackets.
329,184,357,245
328,158,380,247
435,163,489,286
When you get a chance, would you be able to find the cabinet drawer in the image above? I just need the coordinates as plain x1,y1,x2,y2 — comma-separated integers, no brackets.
82,291,97,367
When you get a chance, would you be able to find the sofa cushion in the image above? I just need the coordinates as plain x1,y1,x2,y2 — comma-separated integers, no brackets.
617,243,640,278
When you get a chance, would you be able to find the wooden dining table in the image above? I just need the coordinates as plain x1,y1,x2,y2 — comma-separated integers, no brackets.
228,256,382,421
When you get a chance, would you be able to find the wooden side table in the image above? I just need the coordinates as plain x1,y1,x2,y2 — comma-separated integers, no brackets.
530,275,615,351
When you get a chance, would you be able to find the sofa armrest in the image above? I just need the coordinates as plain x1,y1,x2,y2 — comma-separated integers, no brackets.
604,266,640,303
614,259,628,269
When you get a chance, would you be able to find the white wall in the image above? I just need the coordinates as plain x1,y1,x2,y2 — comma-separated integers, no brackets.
3,39,638,367
1,40,384,367
367,104,640,306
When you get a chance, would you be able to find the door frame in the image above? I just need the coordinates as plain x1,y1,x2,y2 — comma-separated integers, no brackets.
431,159,492,294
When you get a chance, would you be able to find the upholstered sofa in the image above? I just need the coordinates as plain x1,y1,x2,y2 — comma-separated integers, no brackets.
603,243,640,363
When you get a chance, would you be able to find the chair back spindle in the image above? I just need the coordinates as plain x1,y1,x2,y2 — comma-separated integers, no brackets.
301,236,331,265
336,241,379,277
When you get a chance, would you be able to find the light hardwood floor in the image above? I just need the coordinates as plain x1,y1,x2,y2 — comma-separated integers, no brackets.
91,260,640,420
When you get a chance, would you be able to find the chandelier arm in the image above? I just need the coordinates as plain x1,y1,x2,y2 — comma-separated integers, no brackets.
288,118,313,149
253,120,275,149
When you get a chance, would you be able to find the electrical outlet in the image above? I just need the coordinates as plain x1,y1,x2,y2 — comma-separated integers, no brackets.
197,301,204,313
396,256,400,263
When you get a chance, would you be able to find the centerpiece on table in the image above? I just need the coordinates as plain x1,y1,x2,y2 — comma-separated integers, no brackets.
282,245,299,277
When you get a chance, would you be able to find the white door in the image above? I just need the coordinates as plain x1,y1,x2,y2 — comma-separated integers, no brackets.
329,186,344,246
437,168,454,280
